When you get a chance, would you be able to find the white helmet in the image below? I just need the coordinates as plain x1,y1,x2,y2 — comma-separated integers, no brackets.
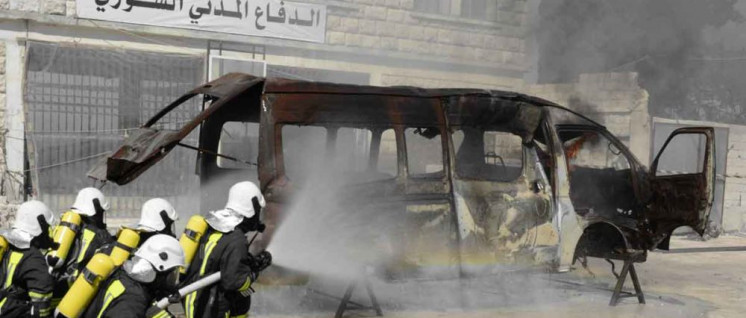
134,198,178,233
224,181,265,218
125,234,184,283
1,200,55,249
134,234,185,272
71,187,109,216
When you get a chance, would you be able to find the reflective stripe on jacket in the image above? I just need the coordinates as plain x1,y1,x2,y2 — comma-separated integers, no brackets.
0,248,54,317
82,269,151,318
182,227,254,318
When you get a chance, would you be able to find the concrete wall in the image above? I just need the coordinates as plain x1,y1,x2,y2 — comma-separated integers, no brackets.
653,118,746,233
724,125,746,232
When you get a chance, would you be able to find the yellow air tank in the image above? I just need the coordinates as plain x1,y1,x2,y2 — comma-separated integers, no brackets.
0,235,7,263
55,253,115,318
109,228,140,267
179,215,208,274
48,211,81,269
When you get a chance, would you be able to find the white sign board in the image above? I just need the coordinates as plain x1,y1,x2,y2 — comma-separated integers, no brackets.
77,0,327,43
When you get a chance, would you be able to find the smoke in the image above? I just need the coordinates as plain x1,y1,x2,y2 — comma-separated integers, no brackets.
532,0,745,124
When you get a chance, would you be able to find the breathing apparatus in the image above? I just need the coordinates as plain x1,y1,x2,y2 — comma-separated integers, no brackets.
109,198,179,267
108,228,141,267
55,235,184,318
55,253,116,318
47,211,81,269
179,215,208,274
0,235,7,263
49,188,109,269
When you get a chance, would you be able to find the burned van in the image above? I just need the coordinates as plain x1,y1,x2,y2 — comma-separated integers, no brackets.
90,73,715,279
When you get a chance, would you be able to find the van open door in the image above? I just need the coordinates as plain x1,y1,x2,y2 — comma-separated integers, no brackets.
648,127,715,238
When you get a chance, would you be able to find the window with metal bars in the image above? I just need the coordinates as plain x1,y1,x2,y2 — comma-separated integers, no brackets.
25,41,204,218
461,0,498,21
413,0,452,16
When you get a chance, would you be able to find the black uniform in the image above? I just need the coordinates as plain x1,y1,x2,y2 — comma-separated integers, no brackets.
52,219,114,308
0,246,54,317
81,269,151,318
182,227,254,318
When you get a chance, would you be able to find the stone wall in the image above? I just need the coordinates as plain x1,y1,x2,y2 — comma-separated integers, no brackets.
328,0,528,71
0,199,16,228
0,0,529,74
0,42,6,192
0,41,14,225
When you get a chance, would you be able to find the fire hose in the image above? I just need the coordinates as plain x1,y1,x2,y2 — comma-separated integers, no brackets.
156,272,221,309
155,249,272,309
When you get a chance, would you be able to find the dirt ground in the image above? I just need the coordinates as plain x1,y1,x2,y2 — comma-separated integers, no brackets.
235,235,746,318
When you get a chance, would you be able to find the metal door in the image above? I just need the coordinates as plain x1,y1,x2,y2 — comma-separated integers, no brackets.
652,122,727,234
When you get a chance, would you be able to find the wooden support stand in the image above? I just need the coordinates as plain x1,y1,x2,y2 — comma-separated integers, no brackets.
607,251,645,306
334,277,383,318
307,276,383,318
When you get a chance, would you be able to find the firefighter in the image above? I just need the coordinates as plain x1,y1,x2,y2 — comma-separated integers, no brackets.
181,181,272,318
0,200,56,317
50,187,115,309
131,198,179,241
81,234,185,318
103,198,179,268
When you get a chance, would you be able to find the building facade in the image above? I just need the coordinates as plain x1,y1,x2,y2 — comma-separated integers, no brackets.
0,0,741,234
0,0,531,225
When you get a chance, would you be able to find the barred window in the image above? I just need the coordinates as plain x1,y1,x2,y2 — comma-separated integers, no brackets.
414,0,452,15
461,0,498,21
25,41,204,218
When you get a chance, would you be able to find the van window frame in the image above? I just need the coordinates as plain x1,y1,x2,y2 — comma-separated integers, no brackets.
555,124,642,171
276,123,401,182
403,126,447,180
449,126,527,182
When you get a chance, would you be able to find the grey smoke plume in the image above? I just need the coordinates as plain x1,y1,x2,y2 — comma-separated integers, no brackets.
533,0,745,124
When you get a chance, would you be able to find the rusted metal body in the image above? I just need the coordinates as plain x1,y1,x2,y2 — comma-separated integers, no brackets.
90,73,716,278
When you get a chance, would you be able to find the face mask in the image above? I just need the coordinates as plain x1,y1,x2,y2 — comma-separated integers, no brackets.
31,215,59,250
150,268,180,299
237,197,266,233
159,210,175,237
83,198,107,229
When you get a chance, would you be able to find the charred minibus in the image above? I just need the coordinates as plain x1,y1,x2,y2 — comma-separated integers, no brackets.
91,73,715,282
